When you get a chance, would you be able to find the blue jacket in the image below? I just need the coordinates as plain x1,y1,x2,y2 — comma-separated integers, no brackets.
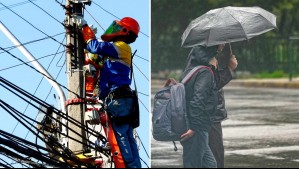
85,39,132,98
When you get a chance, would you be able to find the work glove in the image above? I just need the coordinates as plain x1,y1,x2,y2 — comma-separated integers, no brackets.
89,25,98,35
72,16,88,29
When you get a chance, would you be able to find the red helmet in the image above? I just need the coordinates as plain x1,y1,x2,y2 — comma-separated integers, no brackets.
101,17,140,42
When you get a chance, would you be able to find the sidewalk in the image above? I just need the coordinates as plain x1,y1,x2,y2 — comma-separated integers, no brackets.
152,77,299,89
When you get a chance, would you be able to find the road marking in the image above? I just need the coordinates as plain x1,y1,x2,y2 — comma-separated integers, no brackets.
226,146,299,155
226,145,299,162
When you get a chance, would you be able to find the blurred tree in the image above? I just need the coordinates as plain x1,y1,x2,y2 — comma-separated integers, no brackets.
152,0,299,73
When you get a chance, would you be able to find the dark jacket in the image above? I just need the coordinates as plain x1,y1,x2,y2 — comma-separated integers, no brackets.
212,67,233,122
181,46,218,133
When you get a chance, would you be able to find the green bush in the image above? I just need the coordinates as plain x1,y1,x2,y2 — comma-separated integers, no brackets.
253,70,286,79
168,71,181,81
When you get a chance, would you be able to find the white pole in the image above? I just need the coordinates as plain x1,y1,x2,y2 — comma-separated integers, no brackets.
0,21,68,145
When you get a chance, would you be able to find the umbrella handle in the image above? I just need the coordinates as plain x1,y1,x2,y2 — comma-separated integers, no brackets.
229,43,233,56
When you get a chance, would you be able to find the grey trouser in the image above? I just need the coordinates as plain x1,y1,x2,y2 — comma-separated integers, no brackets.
182,131,217,168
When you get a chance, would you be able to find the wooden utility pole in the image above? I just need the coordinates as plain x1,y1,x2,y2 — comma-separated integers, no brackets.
65,0,86,153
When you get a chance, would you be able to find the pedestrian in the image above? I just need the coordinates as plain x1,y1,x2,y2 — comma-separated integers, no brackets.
209,44,238,168
78,17,141,168
180,46,219,168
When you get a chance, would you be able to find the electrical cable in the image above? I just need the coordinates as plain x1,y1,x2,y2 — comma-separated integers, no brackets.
0,2,66,47
23,36,66,139
0,135,60,168
0,32,64,55
0,161,11,168
23,62,65,139
92,1,149,38
0,108,73,162
0,97,104,154
131,52,150,168
0,158,13,168
0,137,67,168
0,51,65,72
0,78,108,154
138,97,149,113
28,0,65,26
137,92,149,97
0,46,80,98
0,104,96,167
135,132,149,159
0,151,31,168
139,157,150,168
0,0,39,12
54,0,66,9
84,7,105,31
133,62,149,81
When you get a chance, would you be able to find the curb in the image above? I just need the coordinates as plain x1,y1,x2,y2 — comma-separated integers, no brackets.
152,78,299,89
230,79,299,89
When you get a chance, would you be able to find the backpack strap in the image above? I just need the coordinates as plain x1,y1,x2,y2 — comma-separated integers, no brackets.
181,66,214,85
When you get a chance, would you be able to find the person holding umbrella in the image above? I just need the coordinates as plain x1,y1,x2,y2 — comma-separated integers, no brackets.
210,44,238,168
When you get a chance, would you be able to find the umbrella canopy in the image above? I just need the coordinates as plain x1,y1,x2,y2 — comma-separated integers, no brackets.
181,6,277,48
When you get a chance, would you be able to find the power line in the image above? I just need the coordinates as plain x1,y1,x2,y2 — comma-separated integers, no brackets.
0,51,65,72
135,55,149,62
56,50,66,67
11,37,66,135
137,91,149,97
84,7,105,31
0,2,66,47
133,62,149,81
140,157,150,168
0,79,109,158
0,0,39,12
0,32,65,55
92,1,149,38
29,0,65,26
136,132,150,158
24,43,66,139
0,158,13,168
54,0,66,9
138,97,149,113
0,46,80,98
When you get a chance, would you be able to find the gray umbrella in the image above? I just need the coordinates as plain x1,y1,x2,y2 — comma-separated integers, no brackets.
181,6,277,48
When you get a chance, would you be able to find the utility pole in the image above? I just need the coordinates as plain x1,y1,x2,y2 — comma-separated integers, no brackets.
65,0,88,153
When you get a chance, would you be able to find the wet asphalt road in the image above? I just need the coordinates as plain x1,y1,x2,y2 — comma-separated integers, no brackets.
151,84,299,168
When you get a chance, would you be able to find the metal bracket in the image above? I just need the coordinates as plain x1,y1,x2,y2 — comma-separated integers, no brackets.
69,0,92,5
83,64,97,75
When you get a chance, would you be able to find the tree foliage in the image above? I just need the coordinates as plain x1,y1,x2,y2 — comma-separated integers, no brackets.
151,0,299,73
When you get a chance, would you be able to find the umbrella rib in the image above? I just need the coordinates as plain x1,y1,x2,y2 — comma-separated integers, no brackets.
206,10,222,46
206,28,211,47
256,12,277,28
224,9,249,40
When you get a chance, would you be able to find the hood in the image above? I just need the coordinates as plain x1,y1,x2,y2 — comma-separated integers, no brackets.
182,46,218,78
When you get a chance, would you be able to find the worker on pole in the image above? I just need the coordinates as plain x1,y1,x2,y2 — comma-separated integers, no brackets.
75,17,141,168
